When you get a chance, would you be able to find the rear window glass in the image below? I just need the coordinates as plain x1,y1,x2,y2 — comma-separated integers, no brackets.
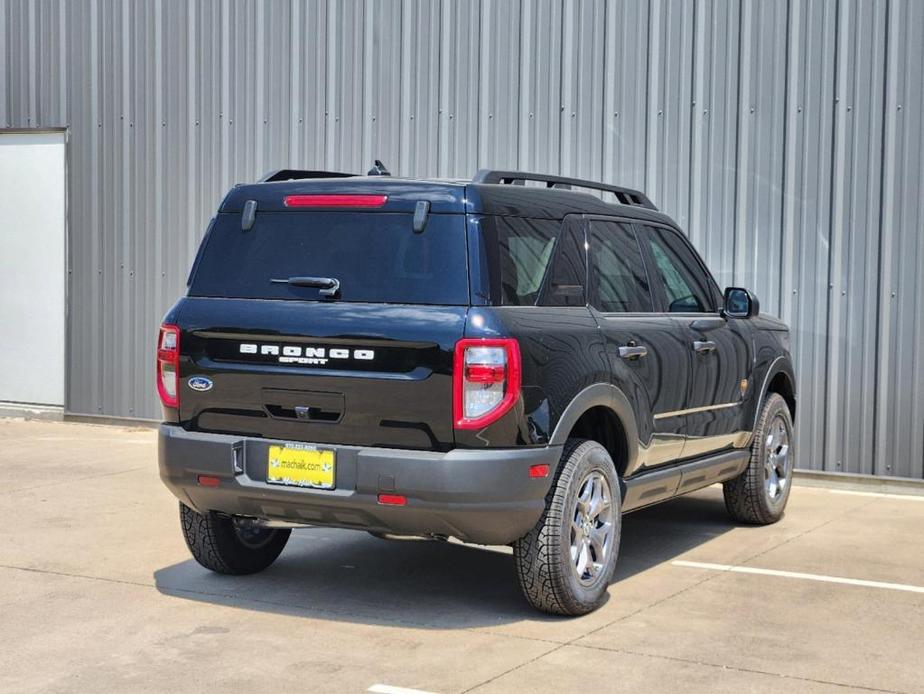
189,212,469,305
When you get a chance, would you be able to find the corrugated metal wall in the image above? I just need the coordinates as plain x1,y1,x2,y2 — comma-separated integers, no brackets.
1,0,922,478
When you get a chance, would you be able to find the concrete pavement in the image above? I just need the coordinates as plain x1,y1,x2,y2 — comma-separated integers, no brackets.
1,419,922,693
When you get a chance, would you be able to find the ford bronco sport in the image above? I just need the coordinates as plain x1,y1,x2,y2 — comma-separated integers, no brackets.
158,167,796,615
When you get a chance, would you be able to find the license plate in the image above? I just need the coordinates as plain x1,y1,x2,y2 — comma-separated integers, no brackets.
266,444,335,489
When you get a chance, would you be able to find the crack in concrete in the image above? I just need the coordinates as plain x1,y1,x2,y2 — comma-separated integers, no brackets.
0,564,515,633
0,465,149,495
572,643,906,694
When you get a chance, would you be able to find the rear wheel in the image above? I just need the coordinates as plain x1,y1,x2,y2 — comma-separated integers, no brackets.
723,393,795,524
179,502,291,575
513,439,621,616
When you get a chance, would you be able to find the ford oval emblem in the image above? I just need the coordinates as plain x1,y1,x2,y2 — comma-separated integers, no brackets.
187,376,213,392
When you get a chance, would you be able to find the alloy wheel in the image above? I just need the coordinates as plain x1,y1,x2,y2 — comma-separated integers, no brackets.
764,414,792,504
570,470,616,585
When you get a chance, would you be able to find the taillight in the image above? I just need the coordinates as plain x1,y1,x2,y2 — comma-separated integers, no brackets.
453,338,521,430
283,194,388,208
157,324,180,409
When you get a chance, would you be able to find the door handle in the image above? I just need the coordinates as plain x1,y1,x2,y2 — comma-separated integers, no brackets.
693,340,717,354
618,344,648,360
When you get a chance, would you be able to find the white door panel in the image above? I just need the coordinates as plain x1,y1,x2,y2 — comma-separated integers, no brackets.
0,132,66,406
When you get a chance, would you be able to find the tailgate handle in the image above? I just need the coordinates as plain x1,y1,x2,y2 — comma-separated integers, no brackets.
293,405,340,423
266,403,342,423
263,389,344,424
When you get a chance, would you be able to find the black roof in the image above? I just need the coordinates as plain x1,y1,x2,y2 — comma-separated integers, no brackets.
218,169,678,227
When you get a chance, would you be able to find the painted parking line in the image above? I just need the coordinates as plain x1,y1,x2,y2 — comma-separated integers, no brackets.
827,489,924,501
369,685,437,694
672,560,924,594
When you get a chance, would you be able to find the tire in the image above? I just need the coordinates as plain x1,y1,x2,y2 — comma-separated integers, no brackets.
723,392,795,525
179,502,291,575
513,439,622,616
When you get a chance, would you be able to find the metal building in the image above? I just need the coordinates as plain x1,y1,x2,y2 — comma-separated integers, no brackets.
1,0,922,479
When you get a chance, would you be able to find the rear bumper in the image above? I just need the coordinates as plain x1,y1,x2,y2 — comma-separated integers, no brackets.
158,424,561,545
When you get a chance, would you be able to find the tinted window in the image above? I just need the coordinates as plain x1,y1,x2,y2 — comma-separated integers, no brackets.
542,217,586,307
589,221,653,313
189,212,469,305
488,217,560,306
643,226,716,313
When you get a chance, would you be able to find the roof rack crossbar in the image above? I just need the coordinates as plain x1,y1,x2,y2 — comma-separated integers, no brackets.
260,169,358,182
472,169,657,210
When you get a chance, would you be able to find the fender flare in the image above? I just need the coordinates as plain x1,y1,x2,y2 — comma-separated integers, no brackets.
549,383,640,468
751,355,797,431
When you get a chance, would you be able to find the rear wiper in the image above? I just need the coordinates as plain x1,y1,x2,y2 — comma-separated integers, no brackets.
271,276,340,298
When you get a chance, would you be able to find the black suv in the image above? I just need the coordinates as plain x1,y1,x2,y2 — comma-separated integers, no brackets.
158,167,796,615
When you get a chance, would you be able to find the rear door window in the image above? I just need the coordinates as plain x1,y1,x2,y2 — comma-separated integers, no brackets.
189,212,469,305
588,220,653,313
541,216,587,307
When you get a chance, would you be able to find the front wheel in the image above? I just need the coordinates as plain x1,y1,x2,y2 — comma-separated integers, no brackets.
723,392,795,524
180,503,291,575
513,439,622,616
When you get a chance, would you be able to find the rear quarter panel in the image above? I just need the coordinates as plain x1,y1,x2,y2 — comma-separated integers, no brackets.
453,306,608,448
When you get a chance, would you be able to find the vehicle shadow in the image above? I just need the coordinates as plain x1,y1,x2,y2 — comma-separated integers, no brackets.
153,487,735,629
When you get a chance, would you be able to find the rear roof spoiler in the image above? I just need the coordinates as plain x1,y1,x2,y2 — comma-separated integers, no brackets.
260,169,357,182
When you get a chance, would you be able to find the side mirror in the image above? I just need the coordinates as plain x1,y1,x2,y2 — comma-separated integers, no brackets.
723,287,759,319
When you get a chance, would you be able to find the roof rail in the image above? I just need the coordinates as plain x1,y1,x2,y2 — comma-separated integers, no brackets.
472,169,656,210
260,169,357,182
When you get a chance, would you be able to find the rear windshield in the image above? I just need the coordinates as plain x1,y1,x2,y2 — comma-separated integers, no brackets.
189,212,469,305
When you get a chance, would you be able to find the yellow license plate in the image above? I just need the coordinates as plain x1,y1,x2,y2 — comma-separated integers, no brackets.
267,445,335,489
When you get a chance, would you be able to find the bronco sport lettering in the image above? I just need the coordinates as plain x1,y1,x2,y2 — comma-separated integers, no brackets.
239,343,376,365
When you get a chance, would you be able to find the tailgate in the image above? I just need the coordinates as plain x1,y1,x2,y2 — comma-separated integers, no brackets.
176,298,466,451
